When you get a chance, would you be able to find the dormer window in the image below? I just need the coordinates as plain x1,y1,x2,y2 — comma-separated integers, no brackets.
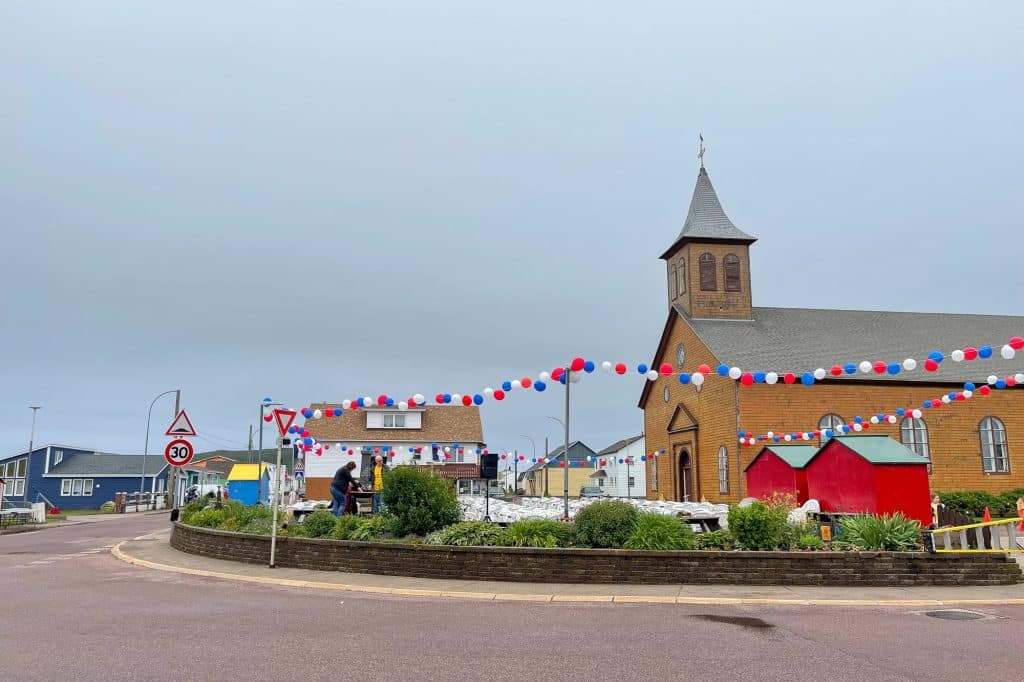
382,413,406,428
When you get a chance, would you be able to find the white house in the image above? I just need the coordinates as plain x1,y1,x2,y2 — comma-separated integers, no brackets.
301,404,486,500
590,435,646,498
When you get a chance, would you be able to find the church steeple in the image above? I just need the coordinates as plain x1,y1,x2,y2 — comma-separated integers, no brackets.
661,161,756,320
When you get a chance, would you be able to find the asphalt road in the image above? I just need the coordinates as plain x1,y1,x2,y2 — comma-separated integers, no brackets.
2,514,1022,682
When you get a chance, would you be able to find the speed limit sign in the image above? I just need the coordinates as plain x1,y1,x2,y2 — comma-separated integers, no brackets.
164,439,194,467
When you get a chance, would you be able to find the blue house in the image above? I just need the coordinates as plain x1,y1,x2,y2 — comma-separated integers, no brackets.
0,444,172,511
226,463,273,505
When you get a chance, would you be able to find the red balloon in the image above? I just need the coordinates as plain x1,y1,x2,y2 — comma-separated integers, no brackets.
1010,336,1024,351
862,422,871,430
461,395,472,406
697,364,711,376
494,389,506,401
389,452,396,457
1006,376,1017,387
571,357,585,372
520,377,532,388
500,454,506,459
407,398,416,407
302,430,310,438
813,430,821,437
436,394,445,404
873,361,887,374
323,410,332,418
963,347,979,360
263,414,273,422
740,372,754,386
830,365,842,376
979,385,992,395
599,460,606,466
659,363,673,376
956,392,967,400
783,372,796,384
924,359,939,372
519,455,524,461
614,363,627,375
374,448,380,453
445,453,451,459
559,461,565,468
377,395,387,406
348,449,354,455
552,367,564,380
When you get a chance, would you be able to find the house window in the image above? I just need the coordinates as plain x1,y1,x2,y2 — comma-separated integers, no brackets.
669,264,677,299
382,413,406,428
60,478,95,496
818,414,845,444
676,258,686,294
61,479,73,496
699,253,717,291
3,458,28,497
71,479,84,496
724,254,741,292
628,476,636,487
82,479,93,496
718,446,729,494
53,450,64,465
597,478,604,488
900,418,930,459
980,417,1009,473
650,457,658,491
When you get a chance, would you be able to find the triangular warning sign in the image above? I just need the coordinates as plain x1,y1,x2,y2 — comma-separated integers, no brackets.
165,409,197,437
273,409,297,437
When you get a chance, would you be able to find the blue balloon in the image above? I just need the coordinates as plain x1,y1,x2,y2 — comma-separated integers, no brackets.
923,400,932,408
964,382,976,391
501,381,512,391
773,436,781,442
854,416,863,423
333,408,342,417
618,458,624,464
476,449,482,455
443,394,451,403
660,449,666,453
263,397,272,403
559,373,567,384
356,398,365,408
738,430,744,437
757,435,764,441
640,455,647,461
801,372,815,386
534,381,547,392
717,364,729,376
678,373,691,384
637,363,649,374
453,442,460,448
431,442,438,447
948,392,957,400
824,429,834,439
928,351,944,363
843,363,857,375
473,394,483,405
386,398,394,407
979,345,993,358
887,363,900,375
303,408,313,418
753,371,766,383
996,379,1007,389
584,360,595,373
303,437,313,446
896,408,906,416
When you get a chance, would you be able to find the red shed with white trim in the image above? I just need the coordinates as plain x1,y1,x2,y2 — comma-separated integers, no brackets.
743,445,816,503
804,435,931,525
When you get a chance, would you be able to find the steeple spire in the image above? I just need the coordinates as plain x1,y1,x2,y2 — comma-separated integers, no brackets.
660,163,756,259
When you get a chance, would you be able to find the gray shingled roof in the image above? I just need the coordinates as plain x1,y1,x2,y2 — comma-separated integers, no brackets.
596,435,644,457
676,168,756,243
48,454,165,476
684,306,1024,384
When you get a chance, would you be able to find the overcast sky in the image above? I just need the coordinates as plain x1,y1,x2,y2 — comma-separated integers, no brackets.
2,3,1022,462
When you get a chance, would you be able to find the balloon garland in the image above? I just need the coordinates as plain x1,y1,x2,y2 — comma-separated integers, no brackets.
737,371,1024,446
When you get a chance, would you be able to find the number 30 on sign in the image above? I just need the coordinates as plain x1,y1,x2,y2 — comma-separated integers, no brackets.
165,439,194,467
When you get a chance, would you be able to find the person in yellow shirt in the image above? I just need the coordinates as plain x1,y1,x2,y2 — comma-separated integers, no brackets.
370,455,387,513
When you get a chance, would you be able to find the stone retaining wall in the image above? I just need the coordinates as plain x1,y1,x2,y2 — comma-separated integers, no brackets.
171,524,1023,586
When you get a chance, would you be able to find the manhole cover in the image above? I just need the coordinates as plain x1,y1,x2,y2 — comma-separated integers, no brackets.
923,610,987,621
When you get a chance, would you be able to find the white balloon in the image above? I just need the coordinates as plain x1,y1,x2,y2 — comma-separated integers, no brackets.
859,361,872,373
692,372,705,386
738,437,746,444
313,409,323,419
988,375,999,385
413,393,425,404
951,349,965,362
963,390,973,399
766,431,774,439
783,434,792,442
813,368,826,381
342,399,352,409
887,415,897,424
853,423,863,432
483,387,494,396
646,370,659,381
570,372,582,383
903,358,917,371
364,396,373,407
1016,373,1024,384
601,361,612,372
912,409,922,419
543,457,550,464
511,380,522,390
801,433,810,441
452,394,461,403
539,371,551,382
444,446,451,452
941,395,951,403
1001,344,1016,359
398,401,408,411
728,367,742,380
870,416,879,424
765,372,779,385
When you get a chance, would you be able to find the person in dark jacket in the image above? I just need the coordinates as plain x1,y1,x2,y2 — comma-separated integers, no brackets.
330,462,360,517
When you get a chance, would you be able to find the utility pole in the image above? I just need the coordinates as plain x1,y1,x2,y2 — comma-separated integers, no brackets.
247,426,254,465
562,364,570,521
543,437,549,496
167,391,181,508
257,403,265,504
26,406,41,501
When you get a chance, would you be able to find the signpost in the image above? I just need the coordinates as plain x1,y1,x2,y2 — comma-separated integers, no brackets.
269,408,296,569
164,409,196,507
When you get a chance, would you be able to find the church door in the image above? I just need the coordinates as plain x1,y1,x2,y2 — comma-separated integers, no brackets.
678,450,694,502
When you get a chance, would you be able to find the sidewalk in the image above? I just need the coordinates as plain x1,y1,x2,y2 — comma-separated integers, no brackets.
113,531,1024,607
2,510,168,535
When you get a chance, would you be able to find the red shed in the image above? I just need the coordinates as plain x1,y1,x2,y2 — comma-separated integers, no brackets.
743,445,816,503
804,435,931,525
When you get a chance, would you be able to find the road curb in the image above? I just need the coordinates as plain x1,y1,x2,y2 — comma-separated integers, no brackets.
109,541,1024,607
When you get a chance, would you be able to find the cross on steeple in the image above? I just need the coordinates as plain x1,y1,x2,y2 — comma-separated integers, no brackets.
698,134,706,168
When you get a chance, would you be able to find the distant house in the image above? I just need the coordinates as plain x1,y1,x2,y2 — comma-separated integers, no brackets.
226,463,274,505
590,435,646,498
520,442,597,497
0,444,172,511
302,405,486,501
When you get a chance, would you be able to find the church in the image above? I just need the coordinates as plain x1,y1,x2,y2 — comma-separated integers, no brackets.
640,161,1023,503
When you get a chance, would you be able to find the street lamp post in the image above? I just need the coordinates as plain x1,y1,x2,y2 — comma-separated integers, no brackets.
26,406,41,501
546,366,571,521
519,435,535,496
625,457,632,499
141,390,180,499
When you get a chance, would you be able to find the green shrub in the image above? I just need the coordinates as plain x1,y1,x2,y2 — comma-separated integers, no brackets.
217,517,239,531
302,510,338,538
624,513,695,550
498,519,573,548
573,500,640,548
695,529,734,550
238,517,274,536
779,522,807,550
430,521,502,547
179,500,210,525
381,466,460,536
839,513,922,551
189,508,228,528
349,515,397,541
798,534,824,550
727,502,788,550
234,504,273,526
423,530,446,545
330,515,363,540
100,501,115,513
284,522,310,537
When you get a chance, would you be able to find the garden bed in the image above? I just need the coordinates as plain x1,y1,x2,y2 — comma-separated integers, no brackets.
170,523,1023,587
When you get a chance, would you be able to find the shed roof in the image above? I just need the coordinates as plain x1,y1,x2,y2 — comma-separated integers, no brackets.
816,436,927,465
744,445,818,472
227,464,268,481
